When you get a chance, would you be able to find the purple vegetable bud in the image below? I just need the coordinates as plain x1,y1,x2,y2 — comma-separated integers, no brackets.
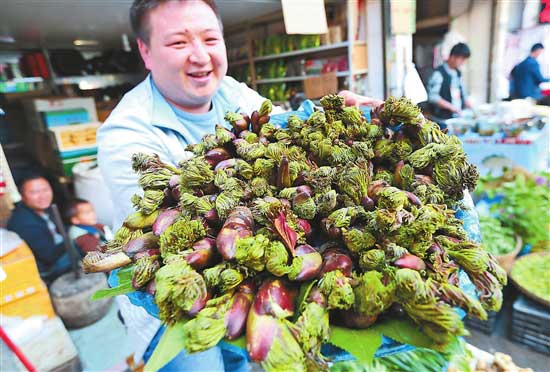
205,148,231,167
320,249,353,277
123,232,159,257
186,237,217,269
361,195,375,210
394,254,426,271
297,219,312,238
152,209,180,236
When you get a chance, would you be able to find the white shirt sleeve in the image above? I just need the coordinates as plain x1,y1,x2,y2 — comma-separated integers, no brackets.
234,80,286,115
427,70,444,103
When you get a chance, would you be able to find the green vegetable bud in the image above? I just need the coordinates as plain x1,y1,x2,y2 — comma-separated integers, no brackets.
234,140,266,161
259,100,273,117
314,190,338,217
131,152,180,174
320,94,345,111
253,158,276,179
131,189,165,215
179,157,215,189
242,131,258,144
155,258,208,324
265,241,291,277
215,124,234,145
354,271,396,317
359,249,386,271
435,281,487,320
342,227,376,253
395,268,431,302
307,111,327,128
132,255,160,288
292,192,317,220
288,115,303,132
220,267,245,293
351,141,375,160
235,235,270,272
235,159,254,180
292,302,330,370
159,216,207,258
318,270,355,310
138,168,173,190
259,123,277,138
215,191,240,220
250,177,272,197
183,312,226,353
341,106,363,126
378,96,422,127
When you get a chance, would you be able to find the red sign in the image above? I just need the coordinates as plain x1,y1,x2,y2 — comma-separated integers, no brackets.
541,0,550,23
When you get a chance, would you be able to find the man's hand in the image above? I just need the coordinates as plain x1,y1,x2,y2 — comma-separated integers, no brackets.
339,90,384,108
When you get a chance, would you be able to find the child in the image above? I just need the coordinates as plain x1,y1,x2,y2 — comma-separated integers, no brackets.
66,198,112,256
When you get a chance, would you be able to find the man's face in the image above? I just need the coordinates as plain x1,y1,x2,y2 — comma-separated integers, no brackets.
73,203,97,226
532,49,543,59
448,55,467,69
21,178,53,213
138,0,227,112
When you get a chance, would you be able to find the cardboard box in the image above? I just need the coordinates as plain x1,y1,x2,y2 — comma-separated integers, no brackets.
7,317,79,372
0,242,43,304
328,25,342,44
1,284,55,319
304,72,338,99
352,44,368,70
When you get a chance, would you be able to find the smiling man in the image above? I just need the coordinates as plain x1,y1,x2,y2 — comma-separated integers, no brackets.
97,1,274,370
97,0,379,369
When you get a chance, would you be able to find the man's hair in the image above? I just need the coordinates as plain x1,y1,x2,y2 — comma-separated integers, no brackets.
17,173,49,194
449,43,471,58
64,198,91,221
531,43,544,53
130,0,222,45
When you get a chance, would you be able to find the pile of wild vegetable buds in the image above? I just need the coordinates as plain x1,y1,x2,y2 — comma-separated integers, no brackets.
83,95,506,372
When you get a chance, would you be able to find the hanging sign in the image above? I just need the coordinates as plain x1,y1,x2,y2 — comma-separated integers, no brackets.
282,0,328,34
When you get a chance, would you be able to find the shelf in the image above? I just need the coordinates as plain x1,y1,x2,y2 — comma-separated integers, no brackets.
4,89,50,102
254,42,349,62
256,70,366,85
54,73,143,90
228,58,250,67
6,77,45,84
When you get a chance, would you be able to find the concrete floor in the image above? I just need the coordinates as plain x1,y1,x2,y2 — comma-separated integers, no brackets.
68,302,133,372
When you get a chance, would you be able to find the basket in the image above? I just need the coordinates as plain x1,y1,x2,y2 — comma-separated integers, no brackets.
495,235,522,273
509,252,550,308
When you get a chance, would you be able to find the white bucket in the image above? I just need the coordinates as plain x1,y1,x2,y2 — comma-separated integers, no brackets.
72,162,114,229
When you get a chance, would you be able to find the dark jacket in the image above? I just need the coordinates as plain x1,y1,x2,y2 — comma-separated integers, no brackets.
510,56,550,99
7,203,66,273
433,64,465,119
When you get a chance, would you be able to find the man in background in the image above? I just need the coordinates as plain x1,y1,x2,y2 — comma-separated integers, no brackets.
510,43,549,100
427,42,472,119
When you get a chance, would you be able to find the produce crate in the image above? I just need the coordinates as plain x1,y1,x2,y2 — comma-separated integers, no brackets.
510,296,550,354
465,311,498,335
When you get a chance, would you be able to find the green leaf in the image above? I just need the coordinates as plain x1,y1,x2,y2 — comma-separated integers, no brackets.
371,318,434,349
91,282,134,300
224,335,246,349
329,325,383,364
117,265,135,282
293,280,317,321
144,321,188,372
91,265,136,301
